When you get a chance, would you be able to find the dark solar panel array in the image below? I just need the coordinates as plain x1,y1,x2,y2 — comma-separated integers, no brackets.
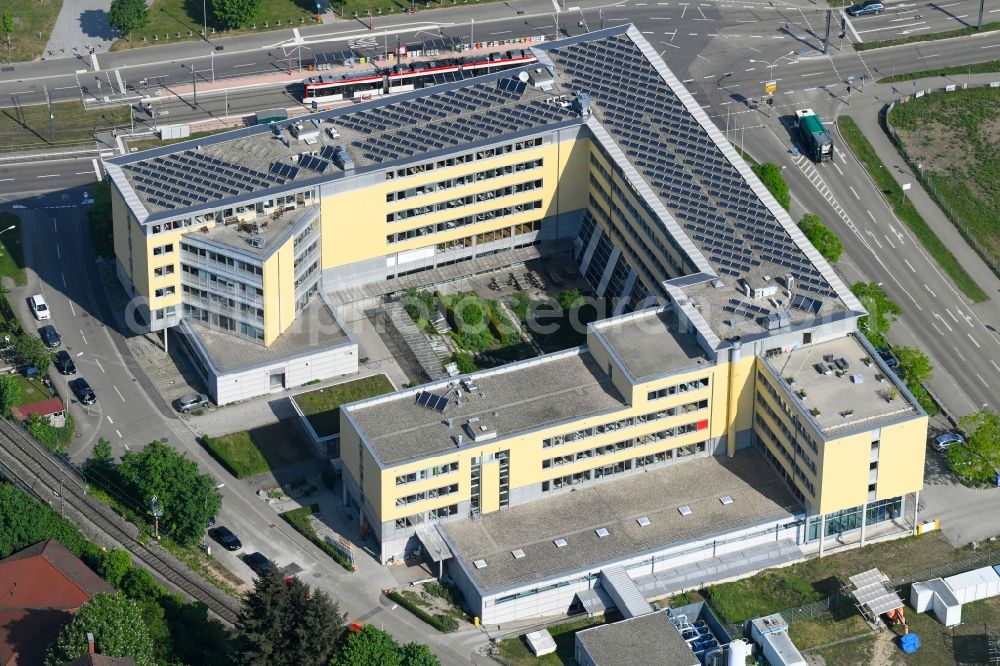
124,150,282,210
270,161,300,179
343,78,574,164
298,153,331,173
549,34,837,302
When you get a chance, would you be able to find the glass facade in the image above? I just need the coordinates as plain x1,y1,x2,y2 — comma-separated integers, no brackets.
807,497,903,540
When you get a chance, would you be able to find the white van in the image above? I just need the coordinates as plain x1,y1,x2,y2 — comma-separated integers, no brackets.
30,294,50,320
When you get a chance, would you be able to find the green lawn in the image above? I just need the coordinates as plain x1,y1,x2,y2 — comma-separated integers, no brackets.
887,87,1000,281
0,100,129,150
855,21,1000,51
706,533,1000,624
0,213,26,286
118,0,317,50
12,373,48,404
0,0,62,63
293,374,394,437
836,116,988,303
200,417,314,478
495,615,610,665
879,60,1000,84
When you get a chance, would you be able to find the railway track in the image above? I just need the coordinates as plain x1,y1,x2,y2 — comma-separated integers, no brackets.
0,419,241,625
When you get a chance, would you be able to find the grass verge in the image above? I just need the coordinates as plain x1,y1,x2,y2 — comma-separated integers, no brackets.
0,0,62,63
200,417,313,478
0,100,129,150
836,115,988,303
293,374,394,437
495,615,610,665
855,21,1000,51
280,504,354,571
386,590,459,633
878,60,1000,83
118,0,316,50
0,213,25,285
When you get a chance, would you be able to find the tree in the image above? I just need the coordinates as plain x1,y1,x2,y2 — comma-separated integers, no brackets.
948,410,1000,486
13,333,50,374
892,345,933,386
44,592,154,666
0,374,20,414
88,437,114,474
117,441,222,546
0,485,96,559
1,10,12,64
107,0,148,42
453,298,484,329
212,0,263,29
97,548,131,587
798,213,843,263
401,642,441,666
557,288,584,312
236,568,344,666
330,625,403,666
751,162,791,210
850,281,902,349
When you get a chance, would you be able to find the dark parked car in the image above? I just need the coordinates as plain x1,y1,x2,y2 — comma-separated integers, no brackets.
847,0,884,15
210,526,242,551
72,378,96,405
243,552,274,577
876,348,899,371
174,393,210,413
54,350,77,375
38,325,61,348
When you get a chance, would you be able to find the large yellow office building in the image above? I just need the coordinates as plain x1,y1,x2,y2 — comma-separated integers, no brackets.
107,27,926,622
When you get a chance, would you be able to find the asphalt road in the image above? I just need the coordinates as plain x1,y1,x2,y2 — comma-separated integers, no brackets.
844,0,994,43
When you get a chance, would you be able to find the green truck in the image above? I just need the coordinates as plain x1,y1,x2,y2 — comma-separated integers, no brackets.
795,109,833,162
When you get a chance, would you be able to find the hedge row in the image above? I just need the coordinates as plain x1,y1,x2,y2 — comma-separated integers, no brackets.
385,591,460,633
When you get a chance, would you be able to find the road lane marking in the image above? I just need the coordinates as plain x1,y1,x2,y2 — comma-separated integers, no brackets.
233,62,257,67
74,171,92,175
903,259,915,272
36,174,58,179
945,309,958,323
92,158,101,180
834,163,844,176
80,330,88,344
924,284,937,298
800,72,822,77
114,386,126,402
116,429,123,438
867,210,877,224
992,359,1000,373
61,273,66,288
884,234,896,248
56,245,61,259
107,415,113,424
932,322,944,335
968,333,981,348
849,185,860,200
0,178,12,182
977,373,989,387
69,302,76,317
95,358,105,373
953,345,966,361
936,313,953,332
866,230,883,248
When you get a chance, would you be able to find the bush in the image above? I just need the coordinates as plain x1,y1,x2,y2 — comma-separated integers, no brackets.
487,302,517,345
453,298,484,328
751,163,791,210
27,412,75,452
798,213,843,263
453,352,477,374
557,288,584,312
385,591,459,633
280,506,354,572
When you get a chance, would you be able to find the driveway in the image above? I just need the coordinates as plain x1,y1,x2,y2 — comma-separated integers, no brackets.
918,442,1000,547
43,0,115,60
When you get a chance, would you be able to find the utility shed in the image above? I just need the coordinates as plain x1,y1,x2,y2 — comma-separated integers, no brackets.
575,611,699,666
749,614,807,666
943,566,1000,604
524,629,556,656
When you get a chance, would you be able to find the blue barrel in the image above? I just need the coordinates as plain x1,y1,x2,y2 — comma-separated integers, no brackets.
900,633,920,654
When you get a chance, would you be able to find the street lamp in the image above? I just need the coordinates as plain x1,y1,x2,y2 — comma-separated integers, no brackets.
750,50,797,81
0,224,15,258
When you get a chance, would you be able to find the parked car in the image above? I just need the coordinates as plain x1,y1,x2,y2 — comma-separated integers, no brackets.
54,350,77,375
931,432,965,453
72,378,96,405
847,0,885,15
210,526,242,551
29,294,50,321
38,325,61,348
243,552,274,576
174,393,210,413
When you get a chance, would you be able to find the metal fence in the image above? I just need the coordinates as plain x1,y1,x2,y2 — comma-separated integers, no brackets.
884,84,1000,278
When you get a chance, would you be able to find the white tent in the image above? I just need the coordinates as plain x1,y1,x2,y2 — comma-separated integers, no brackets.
943,567,1000,604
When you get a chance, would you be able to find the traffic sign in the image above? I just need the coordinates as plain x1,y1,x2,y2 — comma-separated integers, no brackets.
764,80,777,95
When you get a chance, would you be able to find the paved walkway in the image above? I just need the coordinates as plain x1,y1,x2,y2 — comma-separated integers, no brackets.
43,0,115,59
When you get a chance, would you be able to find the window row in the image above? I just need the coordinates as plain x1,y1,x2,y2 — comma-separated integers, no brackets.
153,264,175,277
755,415,815,496
386,200,543,245
648,376,710,402
181,242,264,277
182,284,264,322
387,179,543,223
393,504,458,529
541,399,709,448
386,158,544,202
395,483,459,507
153,243,174,256
394,461,460,486
542,418,707,468
757,372,819,454
435,220,542,253
384,138,543,181
154,286,175,298
183,303,264,342
755,393,817,475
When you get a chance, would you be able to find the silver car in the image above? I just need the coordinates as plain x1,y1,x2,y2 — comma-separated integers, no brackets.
174,393,210,413
931,432,964,453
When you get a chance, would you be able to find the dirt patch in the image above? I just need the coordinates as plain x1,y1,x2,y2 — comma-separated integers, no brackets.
870,629,897,666
894,122,972,189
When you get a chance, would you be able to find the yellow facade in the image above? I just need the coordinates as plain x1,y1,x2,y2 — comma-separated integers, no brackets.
261,238,297,345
